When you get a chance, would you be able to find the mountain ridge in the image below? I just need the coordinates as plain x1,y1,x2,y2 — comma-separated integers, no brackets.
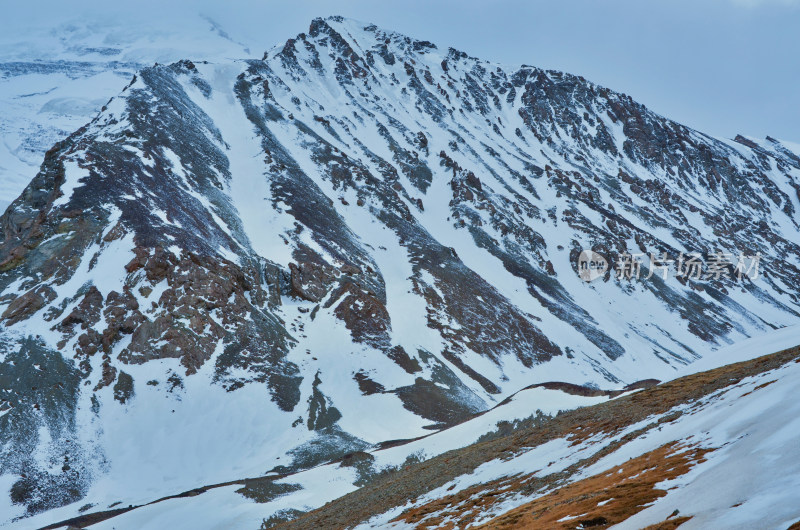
1,15,800,524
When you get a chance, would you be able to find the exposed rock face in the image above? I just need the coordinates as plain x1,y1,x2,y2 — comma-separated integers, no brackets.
288,260,336,302
1,15,800,521
332,282,391,347
1,285,56,325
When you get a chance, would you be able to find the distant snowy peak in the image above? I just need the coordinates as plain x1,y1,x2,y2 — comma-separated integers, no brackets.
0,13,252,212
1,15,800,523
0,15,250,62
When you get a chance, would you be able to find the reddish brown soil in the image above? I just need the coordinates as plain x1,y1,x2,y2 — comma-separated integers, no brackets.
472,442,708,529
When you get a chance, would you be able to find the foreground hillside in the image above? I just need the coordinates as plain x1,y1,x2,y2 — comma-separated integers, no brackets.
277,336,800,529
2,15,800,524
31,326,800,529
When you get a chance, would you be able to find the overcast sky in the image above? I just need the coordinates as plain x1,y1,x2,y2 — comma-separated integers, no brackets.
5,0,800,141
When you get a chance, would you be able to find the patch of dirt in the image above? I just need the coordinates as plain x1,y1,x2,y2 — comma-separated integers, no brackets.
467,442,708,529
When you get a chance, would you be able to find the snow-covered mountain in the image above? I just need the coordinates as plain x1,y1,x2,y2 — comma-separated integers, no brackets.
0,14,251,212
2,15,800,527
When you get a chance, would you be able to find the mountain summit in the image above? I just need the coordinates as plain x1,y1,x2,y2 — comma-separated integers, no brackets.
1,16,800,524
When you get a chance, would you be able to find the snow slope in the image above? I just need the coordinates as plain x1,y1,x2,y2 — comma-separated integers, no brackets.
282,330,800,529
0,14,251,211
18,384,614,529
1,15,800,527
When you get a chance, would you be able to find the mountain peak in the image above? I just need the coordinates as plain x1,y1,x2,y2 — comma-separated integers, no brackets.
2,16,800,525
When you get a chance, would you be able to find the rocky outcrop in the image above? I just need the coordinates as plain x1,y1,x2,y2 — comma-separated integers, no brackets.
1,285,56,325
332,282,391,347
289,261,336,302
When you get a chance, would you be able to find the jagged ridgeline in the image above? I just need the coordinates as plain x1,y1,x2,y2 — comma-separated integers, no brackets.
1,16,799,519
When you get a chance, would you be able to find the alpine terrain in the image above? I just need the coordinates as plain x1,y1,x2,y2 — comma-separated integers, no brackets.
0,14,250,212
1,15,800,529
